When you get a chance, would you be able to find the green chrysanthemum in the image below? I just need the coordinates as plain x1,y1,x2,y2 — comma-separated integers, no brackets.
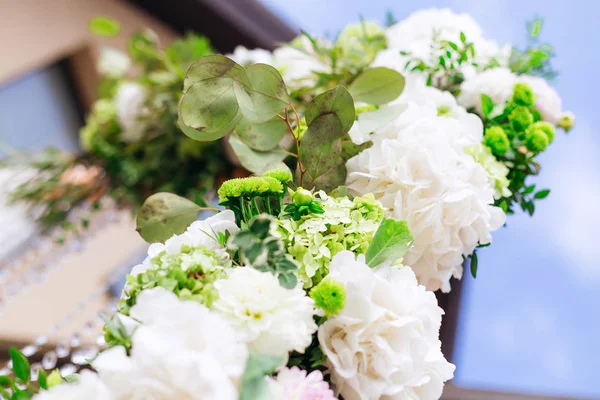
509,106,534,132
529,121,555,143
310,278,346,317
511,82,536,107
484,126,510,156
263,169,293,184
276,191,385,288
525,129,550,153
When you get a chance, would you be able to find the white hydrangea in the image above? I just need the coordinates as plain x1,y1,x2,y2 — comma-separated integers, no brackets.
129,210,239,278
385,8,509,68
227,45,273,66
114,82,148,142
399,74,469,119
346,100,505,292
33,371,113,400
97,47,131,78
458,67,563,123
94,288,247,400
213,267,317,359
318,251,455,400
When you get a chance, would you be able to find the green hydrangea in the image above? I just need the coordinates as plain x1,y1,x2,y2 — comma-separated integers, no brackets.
525,129,550,153
529,121,555,143
509,106,534,132
511,82,536,107
263,169,293,184
465,144,511,199
276,192,385,287
309,278,346,317
484,126,510,155
118,245,229,315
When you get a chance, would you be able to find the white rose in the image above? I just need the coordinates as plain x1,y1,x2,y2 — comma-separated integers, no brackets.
114,82,147,142
33,371,113,400
213,267,317,359
318,251,455,400
97,47,131,78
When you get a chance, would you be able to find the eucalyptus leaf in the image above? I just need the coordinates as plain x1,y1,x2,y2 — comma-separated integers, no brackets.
357,104,408,134
89,17,120,37
365,218,414,267
235,116,288,151
341,132,372,161
177,106,239,142
136,193,202,243
240,353,283,400
233,64,289,123
305,85,355,132
228,134,287,174
183,55,245,91
349,67,406,105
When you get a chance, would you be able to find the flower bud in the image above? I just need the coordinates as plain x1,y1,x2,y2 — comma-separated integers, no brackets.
293,188,314,206
557,111,575,132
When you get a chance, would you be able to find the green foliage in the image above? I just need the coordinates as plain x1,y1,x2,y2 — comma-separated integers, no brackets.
365,218,414,267
0,349,47,399
305,85,356,132
228,215,299,288
348,67,405,105
310,278,346,317
136,192,202,243
101,313,134,350
480,94,494,118
240,353,282,400
89,16,120,37
510,18,557,79
469,250,479,278
9,348,30,384
235,117,288,151
228,135,287,174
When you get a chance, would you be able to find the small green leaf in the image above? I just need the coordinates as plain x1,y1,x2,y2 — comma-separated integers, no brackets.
234,64,289,123
341,133,372,161
523,184,536,195
38,369,48,390
305,86,355,132
460,31,467,43
365,218,414,267
228,135,287,174
46,369,63,388
235,116,288,151
136,193,201,243
481,94,494,117
349,67,405,105
278,272,297,289
89,16,120,37
0,376,13,387
470,251,478,278
9,347,30,384
240,353,283,400
534,189,550,199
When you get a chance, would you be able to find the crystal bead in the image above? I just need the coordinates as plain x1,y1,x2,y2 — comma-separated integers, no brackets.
95,335,106,347
71,347,98,365
41,351,57,369
0,367,10,376
30,363,41,380
21,345,38,357
55,343,70,358
70,333,81,348
60,363,77,377
35,335,49,346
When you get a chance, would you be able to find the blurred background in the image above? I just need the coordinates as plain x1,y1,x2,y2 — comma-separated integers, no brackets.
0,1,597,399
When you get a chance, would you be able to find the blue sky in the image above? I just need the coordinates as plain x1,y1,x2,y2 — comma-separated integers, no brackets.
259,0,600,397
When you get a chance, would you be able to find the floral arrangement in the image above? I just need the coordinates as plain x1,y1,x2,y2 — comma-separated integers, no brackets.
0,8,574,400
1,19,237,238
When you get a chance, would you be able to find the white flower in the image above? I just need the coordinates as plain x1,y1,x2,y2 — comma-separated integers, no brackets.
318,251,455,400
33,371,113,400
399,75,469,119
213,267,317,358
97,47,131,78
94,288,247,400
114,82,147,142
346,101,505,292
272,36,330,89
385,8,509,68
519,75,563,124
458,67,563,123
227,45,273,66
129,210,238,278
269,367,336,400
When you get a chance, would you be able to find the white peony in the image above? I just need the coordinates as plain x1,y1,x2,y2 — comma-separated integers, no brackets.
94,288,247,400
114,82,148,142
399,75,469,119
33,371,113,400
385,8,509,68
213,267,317,358
227,45,273,66
318,251,455,400
129,210,239,278
519,74,563,124
458,67,563,123
346,100,505,292
97,47,131,78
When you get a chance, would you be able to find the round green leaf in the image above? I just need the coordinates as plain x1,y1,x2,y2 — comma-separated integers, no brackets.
183,55,245,91
235,116,288,151
180,77,242,136
89,16,120,37
234,64,289,123
349,67,406,105
136,193,201,243
228,134,287,174
306,85,355,133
